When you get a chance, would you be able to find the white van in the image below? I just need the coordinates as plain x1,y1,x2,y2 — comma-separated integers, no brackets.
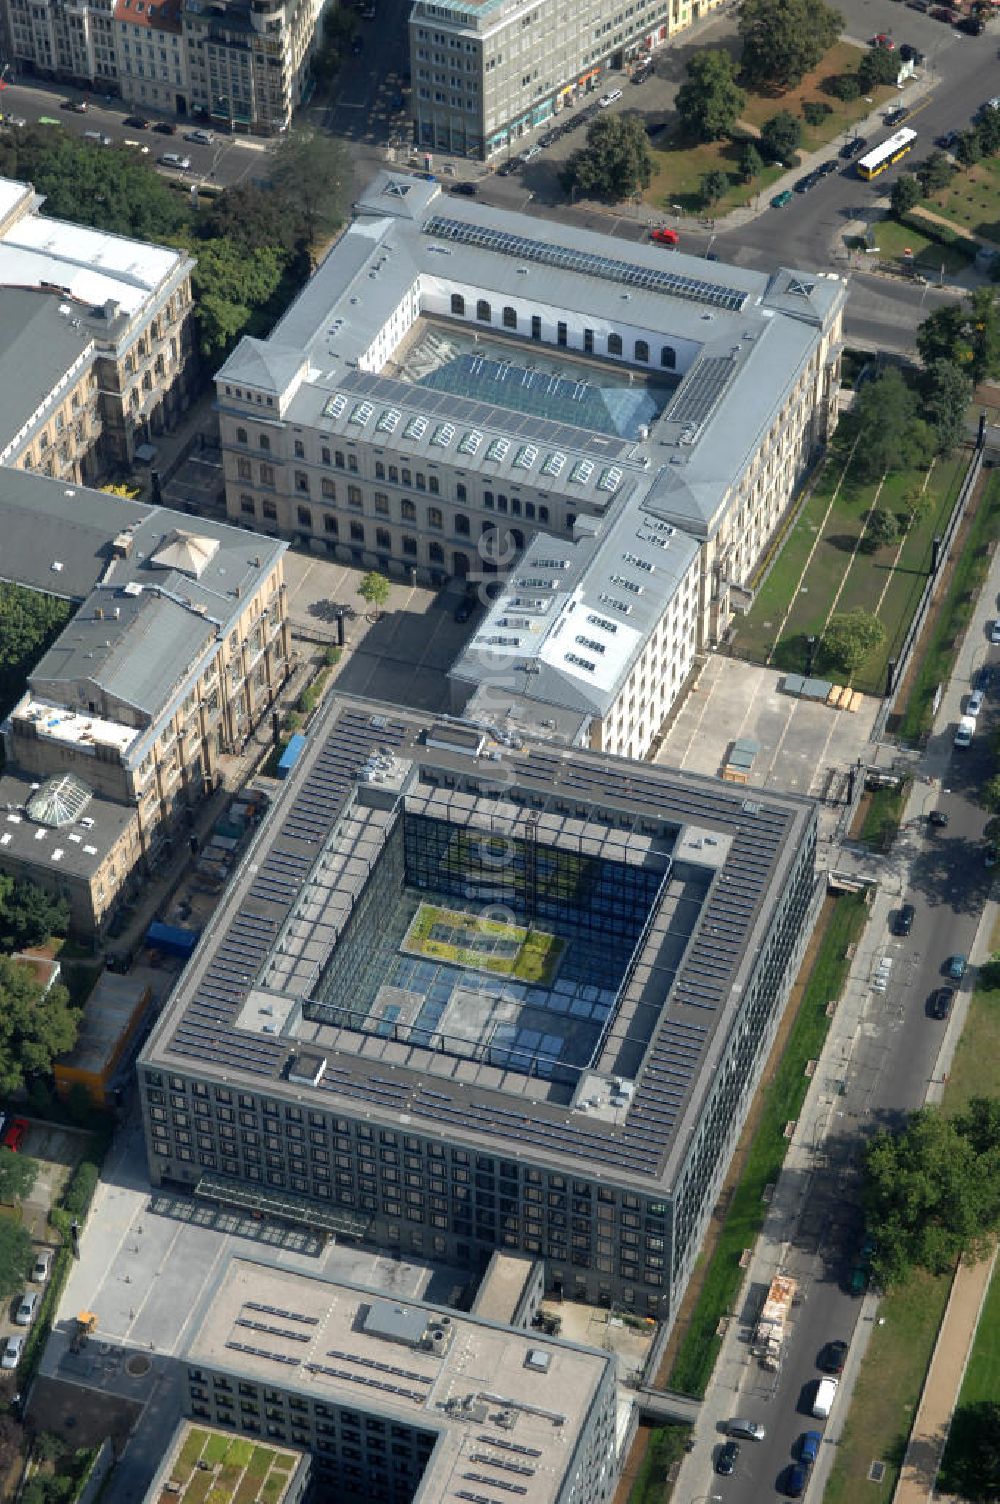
812,1377,839,1419
954,715,976,749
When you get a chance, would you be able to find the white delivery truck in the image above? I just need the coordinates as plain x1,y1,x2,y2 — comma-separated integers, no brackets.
813,1377,839,1419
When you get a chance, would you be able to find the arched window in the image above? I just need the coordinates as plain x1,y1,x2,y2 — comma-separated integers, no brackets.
451,293,465,315
607,333,622,356
661,344,676,370
476,299,491,323
427,507,443,530
502,306,517,330
634,339,649,363
401,498,416,520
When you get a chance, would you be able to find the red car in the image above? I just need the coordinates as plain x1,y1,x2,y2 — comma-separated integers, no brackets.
650,226,679,247
2,1119,28,1152
870,31,895,46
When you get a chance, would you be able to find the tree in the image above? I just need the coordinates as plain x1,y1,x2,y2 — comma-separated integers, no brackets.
358,571,391,621
739,141,764,181
917,149,954,195
941,1400,1000,1503
827,73,861,101
851,368,935,480
984,815,1000,848
699,168,730,206
858,45,899,89
956,129,985,168
0,1149,38,1206
862,1100,1000,1286
821,608,885,677
561,114,653,201
0,875,70,953
675,50,747,142
740,0,842,88
919,359,972,454
918,291,1000,385
0,583,74,718
978,107,1000,158
981,774,1000,813
189,238,287,362
759,111,802,165
863,506,898,552
0,1219,33,1300
269,130,350,252
802,100,832,126
890,172,922,218
0,956,80,1096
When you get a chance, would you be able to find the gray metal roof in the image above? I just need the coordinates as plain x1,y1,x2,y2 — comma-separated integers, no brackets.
449,491,700,717
143,694,816,1193
0,290,93,464
217,171,845,541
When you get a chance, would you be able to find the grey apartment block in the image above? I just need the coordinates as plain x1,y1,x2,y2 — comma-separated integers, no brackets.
139,694,818,1326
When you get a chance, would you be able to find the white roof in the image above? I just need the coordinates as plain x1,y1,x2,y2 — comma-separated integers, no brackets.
0,182,182,316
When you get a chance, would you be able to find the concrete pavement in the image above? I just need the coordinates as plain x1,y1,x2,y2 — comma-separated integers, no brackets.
671,464,1000,1504
893,1246,997,1504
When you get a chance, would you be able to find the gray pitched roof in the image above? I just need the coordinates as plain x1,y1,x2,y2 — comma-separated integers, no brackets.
0,290,93,463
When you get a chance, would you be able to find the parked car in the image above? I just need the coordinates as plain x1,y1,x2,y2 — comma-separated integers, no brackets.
14,1291,38,1326
967,689,985,717
884,106,910,127
799,1430,822,1465
716,1440,740,1475
929,986,954,1020
650,226,679,246
123,139,150,153
152,121,177,134
929,6,959,20
598,89,623,107
795,172,820,193
123,115,149,129
62,99,88,113
841,136,867,159
959,13,985,32
1,1118,27,1152
1,1336,24,1371
728,1418,766,1441
899,43,925,62
497,157,520,176
946,953,967,980
812,1377,839,1419
450,181,478,195
771,189,793,208
83,129,113,146
158,153,191,170
894,902,915,936
818,1339,848,1373
936,130,960,149
870,31,895,47
928,809,949,827
990,619,1000,645
818,158,839,177
782,1462,808,1497
32,1249,53,1284
522,143,542,161
184,128,213,145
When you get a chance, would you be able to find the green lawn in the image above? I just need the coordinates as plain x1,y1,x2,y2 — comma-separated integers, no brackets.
642,39,895,215
921,155,1000,248
668,893,867,1397
895,468,1000,742
403,902,565,984
954,1255,1000,1409
731,445,969,694
823,1267,953,1504
626,1424,690,1504
870,216,975,276
942,984,1000,1109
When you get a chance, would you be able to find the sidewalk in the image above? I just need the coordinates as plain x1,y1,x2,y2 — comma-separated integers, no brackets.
893,1247,997,1504
670,460,1000,1504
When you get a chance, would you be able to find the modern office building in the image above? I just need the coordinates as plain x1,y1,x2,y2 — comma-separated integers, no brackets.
139,694,818,1323
0,174,197,480
408,0,722,159
0,469,289,931
182,1256,620,1504
217,174,843,735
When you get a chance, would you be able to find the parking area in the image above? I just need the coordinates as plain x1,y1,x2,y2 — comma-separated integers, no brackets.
655,656,879,799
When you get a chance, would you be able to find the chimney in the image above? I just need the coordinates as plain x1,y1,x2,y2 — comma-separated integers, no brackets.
95,606,104,621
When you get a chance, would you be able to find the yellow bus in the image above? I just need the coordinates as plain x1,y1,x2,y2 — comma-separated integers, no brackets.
857,127,917,180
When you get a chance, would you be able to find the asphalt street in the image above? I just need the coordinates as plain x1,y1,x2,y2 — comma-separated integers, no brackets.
0,79,267,187
679,569,1000,1502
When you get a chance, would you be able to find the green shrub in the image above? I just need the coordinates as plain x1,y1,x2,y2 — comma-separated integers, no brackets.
827,73,861,101
61,1160,99,1220
803,100,832,126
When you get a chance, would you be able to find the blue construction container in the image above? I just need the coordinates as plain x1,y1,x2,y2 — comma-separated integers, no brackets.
277,733,307,780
